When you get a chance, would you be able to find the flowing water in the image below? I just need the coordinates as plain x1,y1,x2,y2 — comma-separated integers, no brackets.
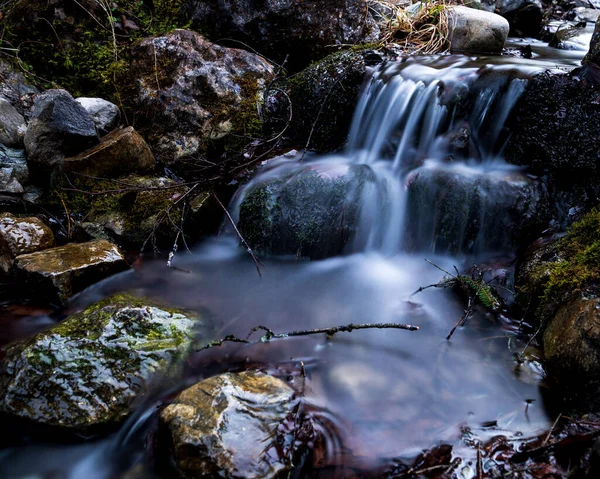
0,45,589,478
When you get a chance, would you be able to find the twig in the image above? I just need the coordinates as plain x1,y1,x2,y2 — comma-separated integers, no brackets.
213,193,263,278
543,413,562,447
477,442,483,479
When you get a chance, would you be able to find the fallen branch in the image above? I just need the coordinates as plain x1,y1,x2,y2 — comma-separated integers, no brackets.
197,322,418,352
213,193,263,278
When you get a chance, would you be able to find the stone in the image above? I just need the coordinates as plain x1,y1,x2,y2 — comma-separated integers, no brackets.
64,126,155,178
543,295,600,410
24,89,98,182
0,213,54,275
181,0,379,68
0,294,208,430
237,161,368,259
0,98,26,147
0,59,39,114
160,371,298,479
0,144,28,185
14,239,127,304
584,20,600,65
76,97,120,134
496,0,543,37
448,6,510,54
124,30,274,167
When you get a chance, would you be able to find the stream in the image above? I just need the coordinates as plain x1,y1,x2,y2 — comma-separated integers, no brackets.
0,36,592,478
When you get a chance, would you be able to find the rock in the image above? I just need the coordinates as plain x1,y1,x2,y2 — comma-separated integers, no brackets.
76,97,120,135
404,166,551,254
22,185,43,204
64,126,155,178
24,89,98,183
160,371,298,479
448,6,510,54
505,71,600,210
0,294,207,430
124,30,274,167
0,144,28,194
14,239,127,304
237,161,368,259
0,59,39,114
0,213,54,275
496,0,543,37
0,98,26,147
584,20,600,65
543,295,600,409
181,0,379,68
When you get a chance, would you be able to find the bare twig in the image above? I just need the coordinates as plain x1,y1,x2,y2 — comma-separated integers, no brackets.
543,413,562,447
213,193,263,278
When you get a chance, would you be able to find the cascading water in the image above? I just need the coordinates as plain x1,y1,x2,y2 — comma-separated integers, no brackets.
0,53,573,478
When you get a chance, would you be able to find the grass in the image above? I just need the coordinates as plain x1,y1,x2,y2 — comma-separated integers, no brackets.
369,0,453,54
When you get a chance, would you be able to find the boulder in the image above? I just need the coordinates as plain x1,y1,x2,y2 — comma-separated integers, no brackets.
160,371,298,479
0,213,54,275
14,239,127,304
0,144,28,194
124,30,274,167
447,6,510,54
496,0,543,37
237,161,368,259
0,294,208,431
0,98,26,148
404,166,551,254
76,97,121,135
24,89,98,183
64,126,155,178
181,0,379,68
584,20,600,65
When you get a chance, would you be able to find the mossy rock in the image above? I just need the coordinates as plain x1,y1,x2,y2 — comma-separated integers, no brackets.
0,293,211,431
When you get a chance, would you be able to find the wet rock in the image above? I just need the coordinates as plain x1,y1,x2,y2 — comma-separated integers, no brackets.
64,126,155,178
182,0,378,68
24,89,98,183
0,98,26,148
0,213,54,275
584,20,600,65
505,71,600,209
404,166,551,254
124,30,274,167
0,144,28,187
237,161,367,259
496,0,543,37
0,294,206,430
0,59,39,114
448,6,510,54
76,97,120,135
14,239,127,304
543,295,600,410
160,371,297,479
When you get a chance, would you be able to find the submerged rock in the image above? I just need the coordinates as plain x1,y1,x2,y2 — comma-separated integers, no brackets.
448,6,510,54
14,239,127,304
182,0,378,68
160,371,298,479
124,30,274,167
0,98,26,148
24,89,98,183
0,213,54,275
75,97,120,135
237,161,367,259
64,126,155,178
404,165,551,254
0,294,207,431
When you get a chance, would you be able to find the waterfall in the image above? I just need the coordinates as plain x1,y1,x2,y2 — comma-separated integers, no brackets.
232,55,548,258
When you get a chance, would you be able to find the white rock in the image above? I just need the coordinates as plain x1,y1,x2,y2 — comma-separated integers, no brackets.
76,97,121,134
448,6,510,54
0,98,26,148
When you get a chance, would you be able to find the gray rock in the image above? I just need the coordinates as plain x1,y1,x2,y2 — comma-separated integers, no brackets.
160,371,297,479
0,294,207,431
448,6,510,54
126,30,274,167
0,59,39,115
0,144,28,193
584,20,600,65
14,239,127,304
496,0,543,37
22,185,43,204
0,98,26,147
76,97,121,135
24,89,98,181
182,0,379,68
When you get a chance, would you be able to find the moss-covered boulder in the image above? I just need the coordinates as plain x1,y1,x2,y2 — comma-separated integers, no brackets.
64,126,155,178
160,371,299,479
123,29,274,168
237,161,369,259
0,293,209,431
14,239,127,304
